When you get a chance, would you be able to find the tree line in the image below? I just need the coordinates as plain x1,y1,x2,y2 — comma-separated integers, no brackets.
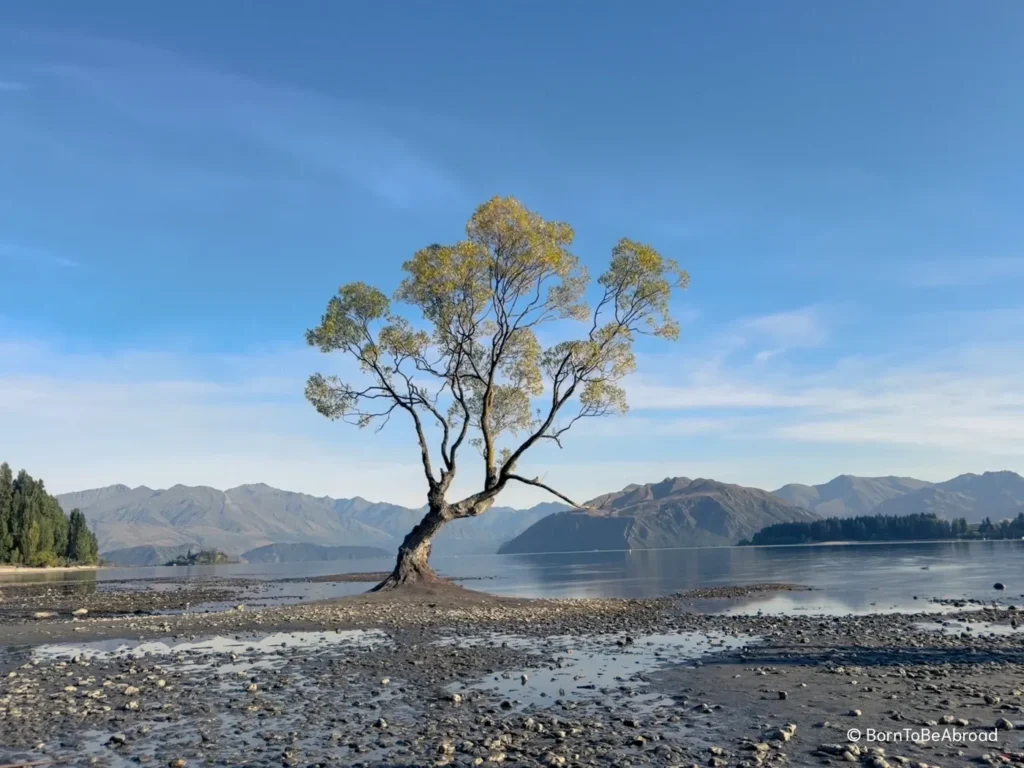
977,513,1024,540
0,463,99,566
741,513,975,546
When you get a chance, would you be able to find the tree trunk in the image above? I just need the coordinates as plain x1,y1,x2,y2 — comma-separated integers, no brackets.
371,504,450,591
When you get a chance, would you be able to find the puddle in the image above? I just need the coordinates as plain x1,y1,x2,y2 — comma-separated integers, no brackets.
708,593,992,617
34,628,389,664
915,619,1021,637
444,630,755,710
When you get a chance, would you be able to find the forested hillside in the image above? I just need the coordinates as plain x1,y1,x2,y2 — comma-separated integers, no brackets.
0,463,99,566
740,512,1022,546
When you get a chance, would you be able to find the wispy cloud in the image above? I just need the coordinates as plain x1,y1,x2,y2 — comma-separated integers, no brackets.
0,243,78,268
2,29,465,210
623,338,1024,460
744,306,829,347
0,80,29,92
3,304,1022,506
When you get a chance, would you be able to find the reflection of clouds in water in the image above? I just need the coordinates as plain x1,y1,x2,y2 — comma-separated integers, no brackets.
34,629,388,663
715,593,959,617
444,630,757,709
916,619,1019,637
486,540,1024,608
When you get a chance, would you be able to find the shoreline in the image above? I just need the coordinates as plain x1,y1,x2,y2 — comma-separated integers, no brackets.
0,563,104,574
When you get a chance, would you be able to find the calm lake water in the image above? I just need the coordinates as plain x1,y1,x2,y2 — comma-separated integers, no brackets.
3,540,1021,615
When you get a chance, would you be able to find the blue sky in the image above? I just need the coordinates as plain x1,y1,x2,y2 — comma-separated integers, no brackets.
2,2,1023,506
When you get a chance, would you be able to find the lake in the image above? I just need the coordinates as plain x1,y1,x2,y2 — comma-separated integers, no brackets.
2,539,1020,615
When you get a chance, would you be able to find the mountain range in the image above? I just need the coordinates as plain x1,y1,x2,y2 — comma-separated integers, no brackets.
57,470,1024,560
774,471,1024,524
55,483,563,561
500,471,1024,554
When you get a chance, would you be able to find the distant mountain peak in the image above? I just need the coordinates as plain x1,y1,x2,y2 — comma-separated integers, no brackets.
775,472,1024,524
230,482,274,491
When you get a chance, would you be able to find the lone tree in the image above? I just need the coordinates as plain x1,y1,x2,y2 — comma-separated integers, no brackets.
306,197,688,590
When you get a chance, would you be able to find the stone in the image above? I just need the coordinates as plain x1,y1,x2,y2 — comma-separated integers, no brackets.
33,611,57,620
996,718,1015,730
818,744,853,756
995,583,1006,590
778,691,788,700
72,608,89,616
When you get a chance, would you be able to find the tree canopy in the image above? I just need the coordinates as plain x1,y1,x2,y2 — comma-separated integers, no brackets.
306,197,688,586
0,462,99,566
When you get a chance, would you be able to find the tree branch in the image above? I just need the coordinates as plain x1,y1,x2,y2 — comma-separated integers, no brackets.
505,473,587,508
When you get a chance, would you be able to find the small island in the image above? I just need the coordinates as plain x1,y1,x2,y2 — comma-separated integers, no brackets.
165,549,235,566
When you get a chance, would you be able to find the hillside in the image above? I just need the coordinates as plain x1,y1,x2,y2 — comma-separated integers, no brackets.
499,477,819,553
870,472,1024,523
57,483,563,558
772,475,933,517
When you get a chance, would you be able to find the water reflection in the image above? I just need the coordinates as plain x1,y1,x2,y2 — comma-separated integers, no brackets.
443,630,756,710
440,540,1024,613
0,569,100,585
2,540,1021,615
34,628,389,662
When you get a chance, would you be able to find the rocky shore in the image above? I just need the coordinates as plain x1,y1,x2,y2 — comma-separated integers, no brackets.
1,583,1022,767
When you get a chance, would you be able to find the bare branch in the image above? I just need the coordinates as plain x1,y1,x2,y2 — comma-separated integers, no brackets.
505,473,587,508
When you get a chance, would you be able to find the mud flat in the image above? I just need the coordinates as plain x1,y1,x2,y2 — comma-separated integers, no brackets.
2,585,1024,767
0,578,244,622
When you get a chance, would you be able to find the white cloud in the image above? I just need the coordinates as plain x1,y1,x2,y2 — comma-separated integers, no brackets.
743,305,829,349
2,315,1023,509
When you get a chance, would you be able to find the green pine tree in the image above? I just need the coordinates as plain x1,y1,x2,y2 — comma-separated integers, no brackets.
0,463,101,566
66,509,99,564
0,463,13,561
